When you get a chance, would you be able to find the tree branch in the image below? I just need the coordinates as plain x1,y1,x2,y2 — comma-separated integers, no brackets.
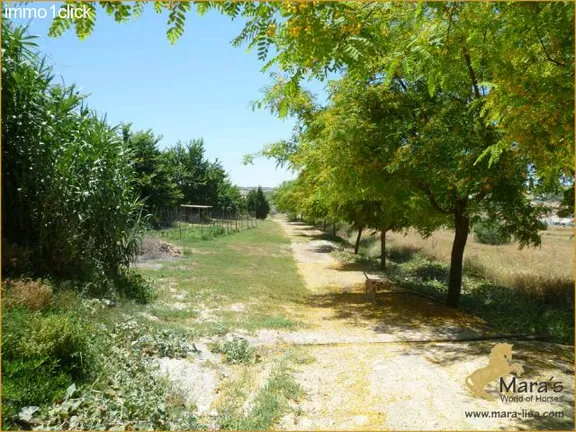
462,47,481,99
416,181,453,215
536,32,567,67
394,74,408,92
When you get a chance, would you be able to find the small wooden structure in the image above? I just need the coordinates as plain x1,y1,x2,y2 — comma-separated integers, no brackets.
180,204,212,224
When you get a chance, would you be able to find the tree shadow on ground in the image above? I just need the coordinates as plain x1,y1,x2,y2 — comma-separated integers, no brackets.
300,289,492,341
286,221,309,226
298,288,574,430
402,341,574,430
292,225,320,231
293,231,349,245
311,244,337,253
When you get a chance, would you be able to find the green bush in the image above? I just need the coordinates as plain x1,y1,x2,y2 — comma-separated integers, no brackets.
203,225,226,239
211,336,257,364
114,268,157,304
1,307,98,429
473,220,512,245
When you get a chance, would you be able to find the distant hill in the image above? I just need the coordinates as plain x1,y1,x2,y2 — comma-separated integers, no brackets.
238,186,275,197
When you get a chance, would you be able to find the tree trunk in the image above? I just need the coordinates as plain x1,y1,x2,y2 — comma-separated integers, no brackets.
354,227,363,254
323,219,327,231
332,223,336,237
447,202,470,308
380,229,387,271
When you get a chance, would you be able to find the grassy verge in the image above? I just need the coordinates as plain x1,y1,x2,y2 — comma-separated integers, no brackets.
136,220,309,337
216,348,312,430
330,230,574,345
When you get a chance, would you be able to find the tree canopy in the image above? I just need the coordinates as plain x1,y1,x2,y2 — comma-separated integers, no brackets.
50,1,574,184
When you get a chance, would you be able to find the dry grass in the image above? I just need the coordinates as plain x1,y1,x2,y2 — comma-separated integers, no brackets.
388,226,572,285
3,279,53,311
347,226,574,301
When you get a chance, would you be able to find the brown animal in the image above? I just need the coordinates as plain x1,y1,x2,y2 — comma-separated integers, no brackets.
363,272,391,303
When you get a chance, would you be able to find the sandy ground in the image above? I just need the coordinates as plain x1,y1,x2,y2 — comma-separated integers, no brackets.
270,218,575,431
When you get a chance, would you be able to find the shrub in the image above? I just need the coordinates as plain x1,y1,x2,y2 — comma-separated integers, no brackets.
3,279,53,311
202,225,226,240
2,22,146,288
210,336,257,364
1,307,98,429
114,268,157,304
473,220,512,245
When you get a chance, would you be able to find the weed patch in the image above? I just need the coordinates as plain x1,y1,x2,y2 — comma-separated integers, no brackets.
23,316,204,430
218,353,303,430
211,336,257,365
2,279,53,311
1,294,99,429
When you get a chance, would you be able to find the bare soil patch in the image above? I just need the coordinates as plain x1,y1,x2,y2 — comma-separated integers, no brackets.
156,342,227,417
138,237,182,260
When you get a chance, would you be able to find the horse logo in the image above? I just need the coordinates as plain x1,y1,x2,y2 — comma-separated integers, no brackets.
465,343,524,401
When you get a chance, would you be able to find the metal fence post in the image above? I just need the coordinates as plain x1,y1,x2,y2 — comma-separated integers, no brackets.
179,206,182,239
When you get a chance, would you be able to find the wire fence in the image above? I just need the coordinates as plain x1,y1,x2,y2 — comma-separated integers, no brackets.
152,206,258,240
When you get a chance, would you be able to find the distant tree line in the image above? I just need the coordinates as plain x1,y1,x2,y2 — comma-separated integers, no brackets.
122,127,248,226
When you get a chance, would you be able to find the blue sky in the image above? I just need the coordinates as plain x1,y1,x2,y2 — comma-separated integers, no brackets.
17,3,330,187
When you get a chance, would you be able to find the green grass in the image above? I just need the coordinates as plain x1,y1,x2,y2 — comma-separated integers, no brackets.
135,220,308,336
2,219,307,429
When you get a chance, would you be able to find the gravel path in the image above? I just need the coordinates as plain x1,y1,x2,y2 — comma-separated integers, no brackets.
272,217,574,431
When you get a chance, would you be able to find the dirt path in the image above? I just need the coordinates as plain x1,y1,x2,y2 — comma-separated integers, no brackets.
269,218,574,431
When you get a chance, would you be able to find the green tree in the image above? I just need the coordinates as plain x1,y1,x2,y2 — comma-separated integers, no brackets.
247,187,271,220
158,138,245,216
343,78,544,306
217,180,246,214
271,180,305,220
122,126,182,226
